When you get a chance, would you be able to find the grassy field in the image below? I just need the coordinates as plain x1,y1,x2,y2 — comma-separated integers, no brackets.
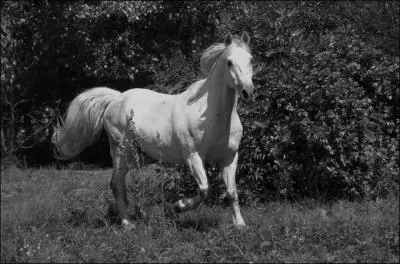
1,166,399,263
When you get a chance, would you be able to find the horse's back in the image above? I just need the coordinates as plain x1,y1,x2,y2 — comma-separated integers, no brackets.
104,88,182,162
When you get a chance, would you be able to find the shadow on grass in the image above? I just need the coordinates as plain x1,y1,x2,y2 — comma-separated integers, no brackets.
103,201,221,232
172,207,221,232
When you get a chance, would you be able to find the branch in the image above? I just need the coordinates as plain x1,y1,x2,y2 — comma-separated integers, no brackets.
18,142,36,149
16,113,58,148
11,99,30,111
1,88,12,106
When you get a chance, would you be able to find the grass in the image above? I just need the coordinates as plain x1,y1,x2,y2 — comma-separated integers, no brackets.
1,165,399,263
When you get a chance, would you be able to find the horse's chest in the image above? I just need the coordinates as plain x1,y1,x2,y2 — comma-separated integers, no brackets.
205,130,242,162
186,110,243,161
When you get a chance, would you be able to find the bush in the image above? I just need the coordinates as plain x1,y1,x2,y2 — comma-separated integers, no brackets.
232,2,399,202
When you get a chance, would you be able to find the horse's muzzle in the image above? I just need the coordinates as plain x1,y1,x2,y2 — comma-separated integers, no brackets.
240,84,254,102
241,89,250,100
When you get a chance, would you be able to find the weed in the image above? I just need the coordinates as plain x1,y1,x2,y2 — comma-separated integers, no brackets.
117,110,174,234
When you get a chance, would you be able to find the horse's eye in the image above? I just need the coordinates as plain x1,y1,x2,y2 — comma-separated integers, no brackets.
227,60,233,67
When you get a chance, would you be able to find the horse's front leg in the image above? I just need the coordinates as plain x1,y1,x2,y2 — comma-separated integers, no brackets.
166,152,209,215
220,152,246,228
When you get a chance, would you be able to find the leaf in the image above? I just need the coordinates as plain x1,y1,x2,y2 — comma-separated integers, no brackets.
254,121,268,129
299,48,309,56
260,241,272,249
287,7,298,18
265,51,275,57
241,104,260,114
291,28,304,37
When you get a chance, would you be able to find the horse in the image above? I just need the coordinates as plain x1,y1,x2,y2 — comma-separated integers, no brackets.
52,32,255,230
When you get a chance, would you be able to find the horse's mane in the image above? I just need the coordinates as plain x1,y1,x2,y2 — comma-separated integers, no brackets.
199,38,251,76
200,43,225,76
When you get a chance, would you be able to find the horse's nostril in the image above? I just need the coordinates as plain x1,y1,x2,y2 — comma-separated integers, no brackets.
241,90,249,100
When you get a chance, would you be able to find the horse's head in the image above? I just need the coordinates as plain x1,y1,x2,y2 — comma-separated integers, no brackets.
223,32,254,102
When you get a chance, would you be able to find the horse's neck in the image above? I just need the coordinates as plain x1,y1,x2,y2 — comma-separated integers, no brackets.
205,63,238,128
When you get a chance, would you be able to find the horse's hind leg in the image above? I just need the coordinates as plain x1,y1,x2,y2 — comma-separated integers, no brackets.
109,141,136,230
166,152,209,215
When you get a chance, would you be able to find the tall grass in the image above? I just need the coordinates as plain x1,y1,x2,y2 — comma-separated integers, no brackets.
1,165,398,262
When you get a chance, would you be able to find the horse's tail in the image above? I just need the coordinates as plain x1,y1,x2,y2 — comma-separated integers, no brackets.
52,87,121,160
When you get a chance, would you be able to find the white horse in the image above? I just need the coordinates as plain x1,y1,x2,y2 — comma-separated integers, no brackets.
53,32,254,229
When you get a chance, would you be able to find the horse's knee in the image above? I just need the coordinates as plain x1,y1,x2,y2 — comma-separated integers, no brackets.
227,188,238,202
110,177,122,197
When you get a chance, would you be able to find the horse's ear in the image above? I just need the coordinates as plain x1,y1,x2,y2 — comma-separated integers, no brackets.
241,31,250,45
224,32,233,46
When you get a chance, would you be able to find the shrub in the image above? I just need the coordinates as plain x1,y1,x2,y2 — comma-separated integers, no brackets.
233,2,399,202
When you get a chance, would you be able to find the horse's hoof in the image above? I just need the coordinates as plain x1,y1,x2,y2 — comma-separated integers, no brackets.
122,219,136,230
237,225,247,230
235,223,247,230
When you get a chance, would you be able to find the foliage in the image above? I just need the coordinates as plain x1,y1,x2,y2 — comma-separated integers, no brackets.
228,1,399,201
1,1,399,200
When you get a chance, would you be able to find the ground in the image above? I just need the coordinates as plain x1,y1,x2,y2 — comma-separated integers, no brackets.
1,166,399,262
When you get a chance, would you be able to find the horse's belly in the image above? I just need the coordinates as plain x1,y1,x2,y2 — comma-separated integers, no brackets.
136,126,182,163
108,88,183,164
139,141,182,163
134,110,182,164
